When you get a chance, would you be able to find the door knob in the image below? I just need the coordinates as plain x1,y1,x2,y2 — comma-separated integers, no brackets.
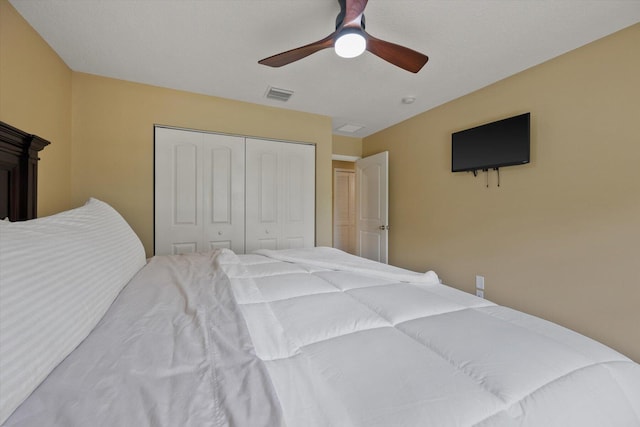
379,225,389,230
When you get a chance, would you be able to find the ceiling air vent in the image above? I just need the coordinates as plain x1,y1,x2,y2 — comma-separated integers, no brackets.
265,86,294,102
336,124,364,133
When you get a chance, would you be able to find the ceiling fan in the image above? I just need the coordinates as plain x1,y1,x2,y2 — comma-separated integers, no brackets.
258,0,429,73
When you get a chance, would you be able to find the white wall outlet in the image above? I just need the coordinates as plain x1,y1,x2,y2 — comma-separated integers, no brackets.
475,275,485,290
476,289,484,298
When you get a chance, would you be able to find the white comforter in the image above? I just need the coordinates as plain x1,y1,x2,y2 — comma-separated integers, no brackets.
3,252,282,427
221,248,640,427
5,248,640,426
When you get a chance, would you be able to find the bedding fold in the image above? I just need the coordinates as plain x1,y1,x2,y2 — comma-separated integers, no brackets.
255,247,440,285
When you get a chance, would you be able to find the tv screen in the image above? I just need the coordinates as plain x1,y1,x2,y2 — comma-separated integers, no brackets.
451,112,530,172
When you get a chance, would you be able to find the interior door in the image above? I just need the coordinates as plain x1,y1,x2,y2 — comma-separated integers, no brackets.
333,169,356,254
245,138,315,253
155,127,204,255
356,151,389,263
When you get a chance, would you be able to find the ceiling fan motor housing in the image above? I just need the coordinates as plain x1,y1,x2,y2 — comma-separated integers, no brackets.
336,10,365,30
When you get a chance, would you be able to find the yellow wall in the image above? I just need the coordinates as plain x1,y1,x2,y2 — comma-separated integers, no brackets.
71,73,333,256
363,23,640,361
332,134,362,157
0,1,72,215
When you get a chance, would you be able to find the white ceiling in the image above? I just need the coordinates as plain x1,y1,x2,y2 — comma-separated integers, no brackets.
9,0,640,137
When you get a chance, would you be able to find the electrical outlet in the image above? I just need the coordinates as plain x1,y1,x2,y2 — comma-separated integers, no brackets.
475,275,485,290
476,289,484,299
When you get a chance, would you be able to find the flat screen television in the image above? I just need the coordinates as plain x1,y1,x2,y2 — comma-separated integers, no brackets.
451,112,530,172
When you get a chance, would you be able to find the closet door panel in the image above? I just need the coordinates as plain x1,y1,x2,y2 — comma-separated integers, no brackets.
155,128,204,255
280,142,315,249
283,237,305,249
174,145,198,225
285,157,304,222
257,238,278,250
245,139,280,253
202,133,245,254
246,138,315,253
173,242,198,254
259,152,278,223
210,147,232,223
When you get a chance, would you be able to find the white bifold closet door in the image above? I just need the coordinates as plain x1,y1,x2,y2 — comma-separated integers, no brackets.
155,128,315,256
155,128,245,255
245,138,315,253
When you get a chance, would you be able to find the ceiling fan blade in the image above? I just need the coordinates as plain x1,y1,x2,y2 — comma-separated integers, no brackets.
343,0,368,27
365,33,429,73
258,33,336,67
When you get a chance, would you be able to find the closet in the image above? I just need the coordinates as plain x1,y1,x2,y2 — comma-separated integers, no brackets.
154,127,315,255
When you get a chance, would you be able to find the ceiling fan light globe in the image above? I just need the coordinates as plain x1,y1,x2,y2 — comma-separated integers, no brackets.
335,32,366,58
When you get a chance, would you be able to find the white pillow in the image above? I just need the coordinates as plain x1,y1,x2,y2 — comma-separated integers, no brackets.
0,198,146,424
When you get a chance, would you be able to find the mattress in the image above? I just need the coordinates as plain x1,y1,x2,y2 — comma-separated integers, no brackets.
4,248,640,426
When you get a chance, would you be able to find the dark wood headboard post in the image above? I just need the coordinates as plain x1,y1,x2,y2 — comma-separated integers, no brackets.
0,121,50,221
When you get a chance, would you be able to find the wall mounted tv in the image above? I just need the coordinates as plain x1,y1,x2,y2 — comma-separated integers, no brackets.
451,112,530,173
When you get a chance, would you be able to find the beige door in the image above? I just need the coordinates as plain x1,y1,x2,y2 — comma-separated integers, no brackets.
333,168,356,254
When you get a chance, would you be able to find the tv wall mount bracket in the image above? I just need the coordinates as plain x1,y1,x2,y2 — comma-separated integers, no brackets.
471,167,501,187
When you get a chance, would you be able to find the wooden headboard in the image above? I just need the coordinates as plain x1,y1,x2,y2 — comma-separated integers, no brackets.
0,121,50,221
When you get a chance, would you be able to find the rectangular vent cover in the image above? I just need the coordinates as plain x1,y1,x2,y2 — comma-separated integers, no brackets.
265,87,294,102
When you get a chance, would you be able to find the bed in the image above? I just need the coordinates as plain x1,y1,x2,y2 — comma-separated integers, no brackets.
0,121,50,221
1,127,639,427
